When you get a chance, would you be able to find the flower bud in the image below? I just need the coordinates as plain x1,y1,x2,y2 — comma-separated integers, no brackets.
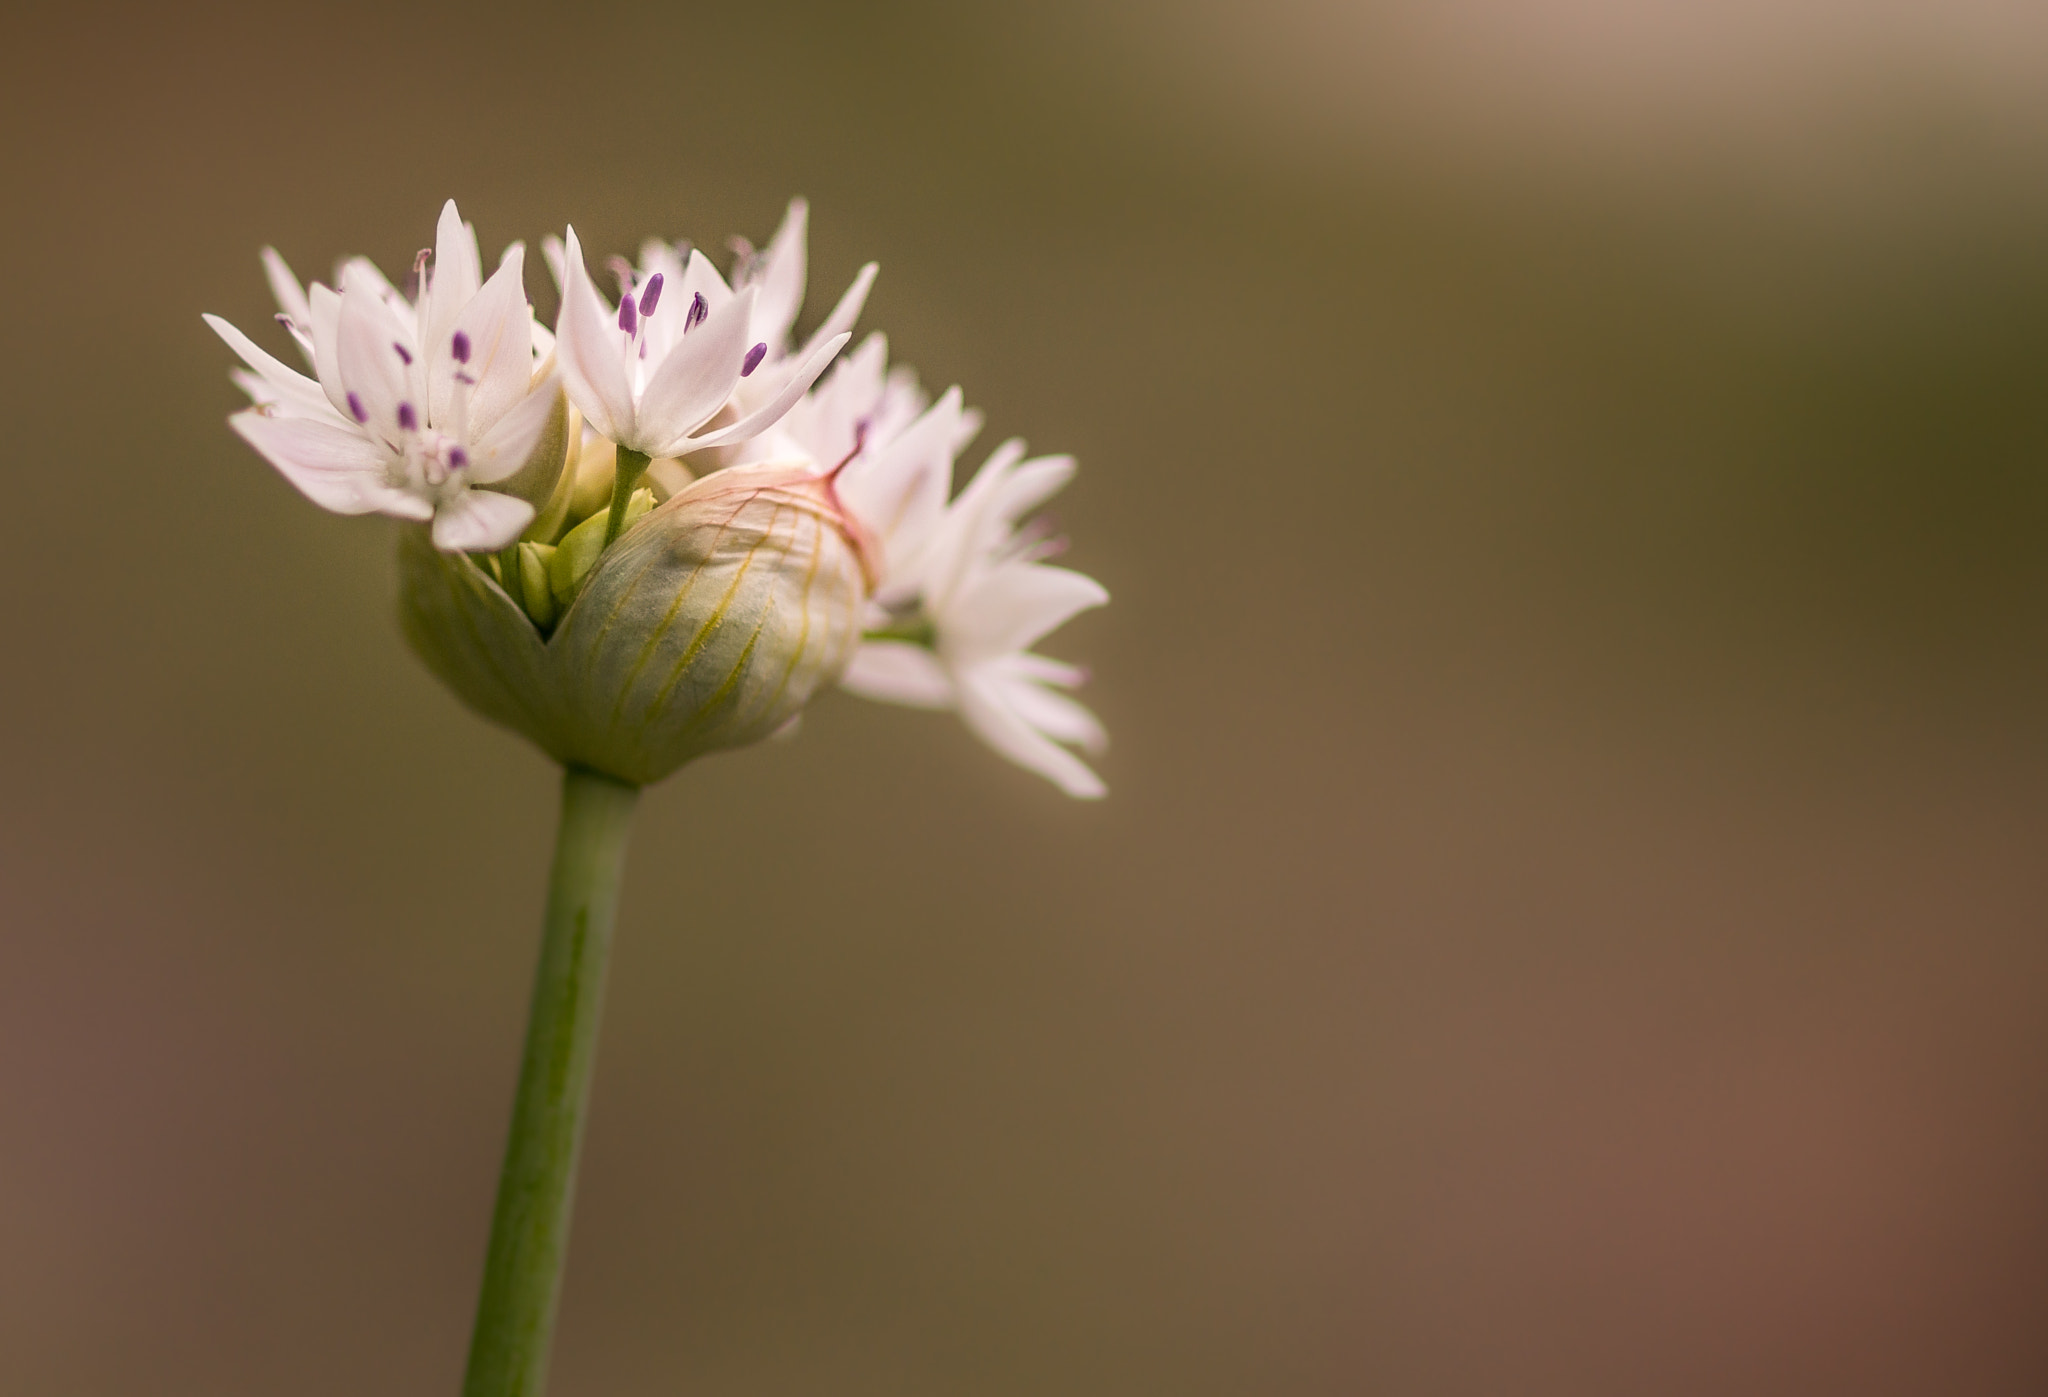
398,461,875,785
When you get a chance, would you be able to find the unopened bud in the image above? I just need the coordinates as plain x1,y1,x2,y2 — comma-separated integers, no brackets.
397,461,874,786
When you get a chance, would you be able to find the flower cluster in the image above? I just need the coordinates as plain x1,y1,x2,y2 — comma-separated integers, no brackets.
209,199,1107,795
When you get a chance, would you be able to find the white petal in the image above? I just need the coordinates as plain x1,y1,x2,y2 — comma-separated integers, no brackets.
552,226,637,446
259,247,313,348
540,235,568,293
467,370,562,484
431,488,534,552
839,640,954,709
680,331,850,455
229,409,418,517
634,285,756,454
840,388,971,585
308,283,352,421
946,563,1108,660
675,247,735,313
913,439,1046,610
782,331,888,465
792,261,876,365
204,313,346,423
1005,651,1089,688
336,256,417,339
986,661,1107,754
433,245,533,435
957,668,1106,799
423,199,483,362
747,198,809,352
335,281,417,445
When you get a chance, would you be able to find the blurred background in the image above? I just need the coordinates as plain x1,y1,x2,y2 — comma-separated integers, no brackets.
5,0,2048,1392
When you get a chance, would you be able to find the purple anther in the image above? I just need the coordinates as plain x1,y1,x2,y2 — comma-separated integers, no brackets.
638,272,664,317
451,331,471,364
448,447,469,469
274,313,296,330
684,292,708,332
393,341,413,366
397,401,418,431
741,342,768,377
618,295,638,336
346,391,368,424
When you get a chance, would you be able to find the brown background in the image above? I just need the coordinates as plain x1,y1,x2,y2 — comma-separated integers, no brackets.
5,1,2048,1393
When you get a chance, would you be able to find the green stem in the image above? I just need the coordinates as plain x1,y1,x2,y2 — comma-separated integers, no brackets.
602,448,652,547
463,766,640,1397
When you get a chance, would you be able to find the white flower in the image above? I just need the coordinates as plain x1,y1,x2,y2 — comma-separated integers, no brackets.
207,200,561,552
839,417,1110,800
550,202,867,464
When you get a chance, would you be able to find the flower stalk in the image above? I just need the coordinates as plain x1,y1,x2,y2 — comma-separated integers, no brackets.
463,766,640,1397
602,447,652,547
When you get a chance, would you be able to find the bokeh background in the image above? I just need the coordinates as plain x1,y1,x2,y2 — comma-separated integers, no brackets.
6,1,2048,1392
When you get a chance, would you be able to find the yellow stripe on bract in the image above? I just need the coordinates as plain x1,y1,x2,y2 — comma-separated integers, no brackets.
751,510,824,726
603,504,747,727
644,500,781,721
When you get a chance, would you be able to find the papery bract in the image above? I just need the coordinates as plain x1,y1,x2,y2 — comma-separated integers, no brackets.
399,461,873,785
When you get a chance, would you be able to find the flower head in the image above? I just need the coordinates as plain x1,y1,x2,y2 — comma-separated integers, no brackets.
550,200,870,465
206,200,564,552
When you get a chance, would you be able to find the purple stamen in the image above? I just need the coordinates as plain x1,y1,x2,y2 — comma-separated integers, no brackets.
638,272,664,317
448,447,469,469
618,295,637,336
346,391,368,424
397,401,418,431
274,313,296,330
684,292,708,332
741,342,768,377
451,331,471,364
393,341,413,366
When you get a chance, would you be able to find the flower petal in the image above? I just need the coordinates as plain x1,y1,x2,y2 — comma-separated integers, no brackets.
746,197,809,352
422,199,483,365
956,667,1106,799
782,330,889,465
229,409,420,517
946,562,1108,660
259,247,313,349
839,640,954,709
633,285,757,455
986,661,1107,754
204,313,346,423
792,260,876,365
335,280,417,446
552,225,637,446
336,255,417,340
683,330,852,456
839,388,972,586
431,487,534,552
433,244,534,435
467,369,562,484
307,282,353,421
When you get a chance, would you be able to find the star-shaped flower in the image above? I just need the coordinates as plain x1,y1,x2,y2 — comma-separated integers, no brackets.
207,200,562,551
550,206,865,463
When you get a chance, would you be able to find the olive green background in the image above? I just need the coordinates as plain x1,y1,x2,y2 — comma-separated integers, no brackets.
5,2,2048,1393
